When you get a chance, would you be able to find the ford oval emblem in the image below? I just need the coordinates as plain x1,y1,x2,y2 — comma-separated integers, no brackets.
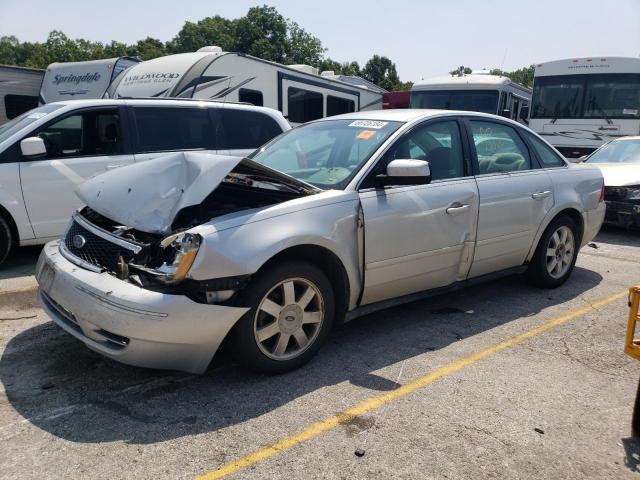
72,234,86,249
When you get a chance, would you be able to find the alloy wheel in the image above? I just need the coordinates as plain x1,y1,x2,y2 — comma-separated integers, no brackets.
546,225,575,279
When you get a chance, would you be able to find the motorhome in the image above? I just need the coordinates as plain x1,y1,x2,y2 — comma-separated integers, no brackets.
107,47,385,125
40,57,140,104
410,73,532,124
0,65,44,124
529,57,640,159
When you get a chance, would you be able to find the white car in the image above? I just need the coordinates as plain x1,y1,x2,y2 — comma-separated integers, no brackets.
582,136,640,228
36,110,605,374
0,99,289,264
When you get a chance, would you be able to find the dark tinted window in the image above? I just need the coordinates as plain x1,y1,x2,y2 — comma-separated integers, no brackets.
133,107,212,152
288,87,323,123
218,109,283,149
327,96,355,116
5,94,38,120
470,120,532,173
239,89,264,106
524,131,565,167
35,109,122,158
411,90,499,114
382,120,465,181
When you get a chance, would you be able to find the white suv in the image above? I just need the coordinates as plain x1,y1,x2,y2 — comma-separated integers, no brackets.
0,99,289,264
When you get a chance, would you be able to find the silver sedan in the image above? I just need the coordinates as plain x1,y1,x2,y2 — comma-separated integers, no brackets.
36,110,606,374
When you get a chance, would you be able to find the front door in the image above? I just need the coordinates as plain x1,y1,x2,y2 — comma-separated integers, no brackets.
359,119,479,305
466,118,554,277
20,107,133,239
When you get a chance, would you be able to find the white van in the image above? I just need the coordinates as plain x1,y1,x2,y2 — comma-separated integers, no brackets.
0,98,289,263
39,57,140,104
106,47,385,125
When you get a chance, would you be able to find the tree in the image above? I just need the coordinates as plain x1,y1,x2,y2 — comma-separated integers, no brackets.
168,16,235,53
285,21,324,66
491,65,535,87
234,5,288,62
0,36,20,65
362,55,401,91
449,66,472,76
129,37,166,60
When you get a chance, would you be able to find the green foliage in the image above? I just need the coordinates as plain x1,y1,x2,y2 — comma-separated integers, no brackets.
490,65,535,87
449,66,473,75
0,5,415,91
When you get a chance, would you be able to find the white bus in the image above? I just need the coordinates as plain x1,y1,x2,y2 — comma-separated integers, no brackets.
529,57,640,159
40,57,140,104
106,46,385,125
410,73,532,124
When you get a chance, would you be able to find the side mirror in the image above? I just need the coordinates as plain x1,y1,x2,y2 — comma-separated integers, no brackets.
20,137,47,158
376,159,431,187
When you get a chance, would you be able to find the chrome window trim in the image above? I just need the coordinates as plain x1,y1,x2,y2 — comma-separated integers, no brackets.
59,239,103,273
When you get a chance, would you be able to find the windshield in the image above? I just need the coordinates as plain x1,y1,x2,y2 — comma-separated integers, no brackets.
0,104,64,144
532,74,640,119
585,139,640,164
410,90,499,114
249,119,403,189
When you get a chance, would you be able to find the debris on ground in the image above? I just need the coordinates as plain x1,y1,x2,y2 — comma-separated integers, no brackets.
588,242,599,249
534,428,545,435
354,449,365,457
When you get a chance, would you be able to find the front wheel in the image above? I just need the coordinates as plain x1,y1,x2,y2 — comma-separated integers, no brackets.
230,261,335,374
0,216,13,266
526,215,579,288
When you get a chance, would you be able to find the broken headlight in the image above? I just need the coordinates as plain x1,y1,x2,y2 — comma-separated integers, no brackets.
147,232,202,284
626,187,640,200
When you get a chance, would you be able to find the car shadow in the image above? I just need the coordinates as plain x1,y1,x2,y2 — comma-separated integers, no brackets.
0,267,602,445
0,245,42,279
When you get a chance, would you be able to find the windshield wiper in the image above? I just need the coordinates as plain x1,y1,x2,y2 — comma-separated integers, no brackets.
591,98,613,125
229,173,311,194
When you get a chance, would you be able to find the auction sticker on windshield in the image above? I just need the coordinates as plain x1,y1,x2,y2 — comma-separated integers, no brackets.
348,120,388,129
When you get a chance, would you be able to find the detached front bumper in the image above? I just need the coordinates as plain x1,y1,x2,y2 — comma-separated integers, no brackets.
36,241,248,373
604,200,640,229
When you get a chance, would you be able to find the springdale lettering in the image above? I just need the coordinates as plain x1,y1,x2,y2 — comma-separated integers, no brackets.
53,72,101,85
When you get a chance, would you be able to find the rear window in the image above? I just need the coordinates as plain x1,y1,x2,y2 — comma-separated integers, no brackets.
133,107,213,153
218,109,283,150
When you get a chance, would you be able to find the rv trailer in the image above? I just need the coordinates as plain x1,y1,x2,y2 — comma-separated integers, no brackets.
410,73,532,124
107,47,385,125
0,65,44,124
40,57,140,104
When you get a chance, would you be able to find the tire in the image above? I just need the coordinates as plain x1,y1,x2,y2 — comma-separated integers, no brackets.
0,215,13,266
633,376,640,438
526,215,579,288
230,260,335,374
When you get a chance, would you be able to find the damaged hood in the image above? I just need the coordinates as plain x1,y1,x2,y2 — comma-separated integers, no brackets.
76,152,244,234
590,163,640,187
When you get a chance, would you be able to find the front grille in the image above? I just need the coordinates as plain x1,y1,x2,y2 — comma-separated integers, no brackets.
63,216,139,273
604,187,628,202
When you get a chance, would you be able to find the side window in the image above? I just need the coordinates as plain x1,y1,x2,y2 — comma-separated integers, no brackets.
133,107,212,153
524,131,565,167
35,110,122,158
288,87,323,123
470,120,532,174
5,94,38,120
218,109,283,150
383,120,465,181
327,96,355,117
239,89,263,107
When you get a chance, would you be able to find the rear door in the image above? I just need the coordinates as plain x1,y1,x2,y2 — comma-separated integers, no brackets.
130,105,219,163
466,118,554,277
19,106,134,238
216,106,286,157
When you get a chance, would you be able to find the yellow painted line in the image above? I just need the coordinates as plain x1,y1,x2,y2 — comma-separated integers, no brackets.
195,290,628,480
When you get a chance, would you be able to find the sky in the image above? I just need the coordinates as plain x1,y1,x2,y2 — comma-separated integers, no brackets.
1,0,639,82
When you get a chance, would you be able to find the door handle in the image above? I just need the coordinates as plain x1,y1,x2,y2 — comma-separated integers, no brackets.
446,203,470,215
106,163,125,170
531,190,552,199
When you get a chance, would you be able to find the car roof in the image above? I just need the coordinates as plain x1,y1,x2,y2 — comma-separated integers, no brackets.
317,108,526,126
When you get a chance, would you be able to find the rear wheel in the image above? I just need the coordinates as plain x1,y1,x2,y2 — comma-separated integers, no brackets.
526,215,579,288
0,215,13,266
230,260,335,374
